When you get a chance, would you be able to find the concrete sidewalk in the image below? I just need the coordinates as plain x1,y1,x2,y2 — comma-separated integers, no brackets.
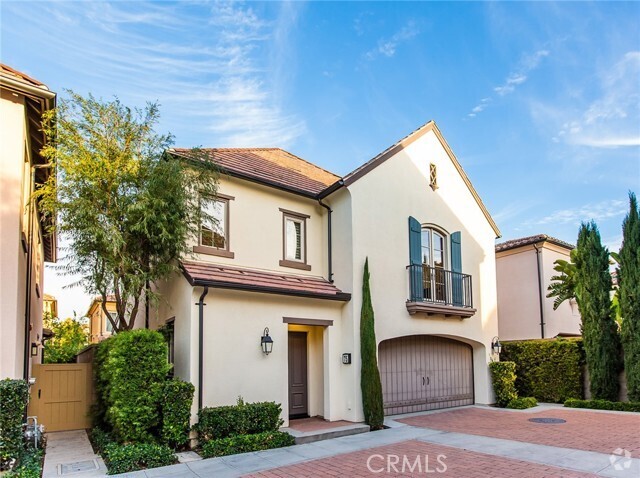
43,430,107,478
112,414,639,477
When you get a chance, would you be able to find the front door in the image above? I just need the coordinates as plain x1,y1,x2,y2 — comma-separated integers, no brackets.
288,332,308,418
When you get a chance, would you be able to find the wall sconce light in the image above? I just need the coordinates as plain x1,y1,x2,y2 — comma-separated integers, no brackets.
30,342,38,357
261,327,273,355
491,336,502,356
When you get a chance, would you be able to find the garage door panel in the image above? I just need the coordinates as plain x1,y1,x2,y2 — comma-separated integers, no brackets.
379,335,473,416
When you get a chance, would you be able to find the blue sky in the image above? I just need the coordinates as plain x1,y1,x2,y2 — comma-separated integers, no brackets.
2,1,639,318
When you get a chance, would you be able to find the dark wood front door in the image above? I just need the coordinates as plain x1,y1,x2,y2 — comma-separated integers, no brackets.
288,332,308,418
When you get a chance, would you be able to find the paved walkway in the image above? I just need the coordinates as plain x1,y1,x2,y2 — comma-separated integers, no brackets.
113,406,639,478
43,430,107,478
397,404,640,457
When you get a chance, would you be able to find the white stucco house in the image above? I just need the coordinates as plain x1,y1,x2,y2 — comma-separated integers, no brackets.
153,121,501,425
0,64,57,380
495,234,581,341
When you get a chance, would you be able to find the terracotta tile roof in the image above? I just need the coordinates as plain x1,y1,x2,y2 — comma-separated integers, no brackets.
496,234,575,252
181,261,351,301
169,148,340,197
0,63,48,89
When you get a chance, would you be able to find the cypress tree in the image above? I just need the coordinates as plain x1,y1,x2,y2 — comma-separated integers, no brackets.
619,192,640,401
360,258,384,429
574,222,621,400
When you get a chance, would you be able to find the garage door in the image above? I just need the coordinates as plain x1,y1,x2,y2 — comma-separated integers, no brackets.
379,335,473,415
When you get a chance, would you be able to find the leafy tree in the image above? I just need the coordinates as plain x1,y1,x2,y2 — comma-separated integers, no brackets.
619,192,640,401
360,258,384,429
43,314,89,364
574,222,621,400
546,249,578,311
38,92,218,331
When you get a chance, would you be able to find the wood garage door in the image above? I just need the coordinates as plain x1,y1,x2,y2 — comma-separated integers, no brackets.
28,363,93,432
379,336,473,416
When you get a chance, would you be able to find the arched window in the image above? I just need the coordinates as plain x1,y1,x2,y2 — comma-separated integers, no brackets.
421,227,448,301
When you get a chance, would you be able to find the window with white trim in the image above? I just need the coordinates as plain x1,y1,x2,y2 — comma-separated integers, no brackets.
421,227,448,301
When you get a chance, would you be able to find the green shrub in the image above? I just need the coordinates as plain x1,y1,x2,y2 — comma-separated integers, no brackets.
195,398,283,442
93,338,116,429
564,398,640,413
5,448,43,478
103,442,176,475
489,361,518,407
103,330,171,442
200,431,294,458
160,379,195,449
360,258,384,430
89,427,115,455
243,401,284,435
0,379,30,470
507,397,538,409
501,338,583,402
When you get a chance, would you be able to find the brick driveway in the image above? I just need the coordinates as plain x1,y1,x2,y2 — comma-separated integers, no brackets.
398,407,640,457
246,439,597,478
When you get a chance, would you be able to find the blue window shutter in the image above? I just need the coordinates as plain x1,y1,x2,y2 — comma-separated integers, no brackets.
408,217,423,301
451,231,463,306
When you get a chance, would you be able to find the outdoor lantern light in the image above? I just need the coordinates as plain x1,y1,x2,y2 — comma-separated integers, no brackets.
261,327,273,355
30,342,38,357
491,336,502,355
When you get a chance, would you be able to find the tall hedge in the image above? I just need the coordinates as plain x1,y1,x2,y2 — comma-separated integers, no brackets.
0,379,29,470
160,379,194,449
102,330,171,442
360,258,384,429
93,338,116,429
575,222,621,401
619,192,640,401
501,339,583,402
489,362,518,407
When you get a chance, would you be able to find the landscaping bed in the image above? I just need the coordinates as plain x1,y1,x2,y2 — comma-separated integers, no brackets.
195,398,294,457
564,398,640,413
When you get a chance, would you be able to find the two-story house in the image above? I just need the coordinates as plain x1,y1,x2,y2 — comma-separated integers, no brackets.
496,234,581,340
85,295,119,343
154,121,501,425
0,64,57,380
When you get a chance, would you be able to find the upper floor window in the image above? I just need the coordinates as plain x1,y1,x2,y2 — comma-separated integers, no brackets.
279,209,311,271
421,227,447,302
195,193,235,258
106,313,119,333
421,227,446,269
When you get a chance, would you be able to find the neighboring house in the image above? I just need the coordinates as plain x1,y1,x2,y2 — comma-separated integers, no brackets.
496,234,581,341
86,295,119,343
43,293,58,319
155,120,501,425
0,64,56,380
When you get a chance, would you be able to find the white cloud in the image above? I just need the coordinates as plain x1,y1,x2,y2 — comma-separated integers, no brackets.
554,51,640,148
522,199,627,227
20,1,307,148
468,49,549,118
364,21,420,60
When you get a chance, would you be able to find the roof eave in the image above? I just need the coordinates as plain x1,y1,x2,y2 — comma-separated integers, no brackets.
180,265,351,302
340,121,501,238
167,149,323,199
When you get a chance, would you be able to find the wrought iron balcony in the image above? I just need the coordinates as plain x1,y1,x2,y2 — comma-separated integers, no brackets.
406,264,476,318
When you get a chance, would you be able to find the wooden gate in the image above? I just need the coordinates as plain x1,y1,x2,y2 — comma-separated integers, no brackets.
28,363,93,432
